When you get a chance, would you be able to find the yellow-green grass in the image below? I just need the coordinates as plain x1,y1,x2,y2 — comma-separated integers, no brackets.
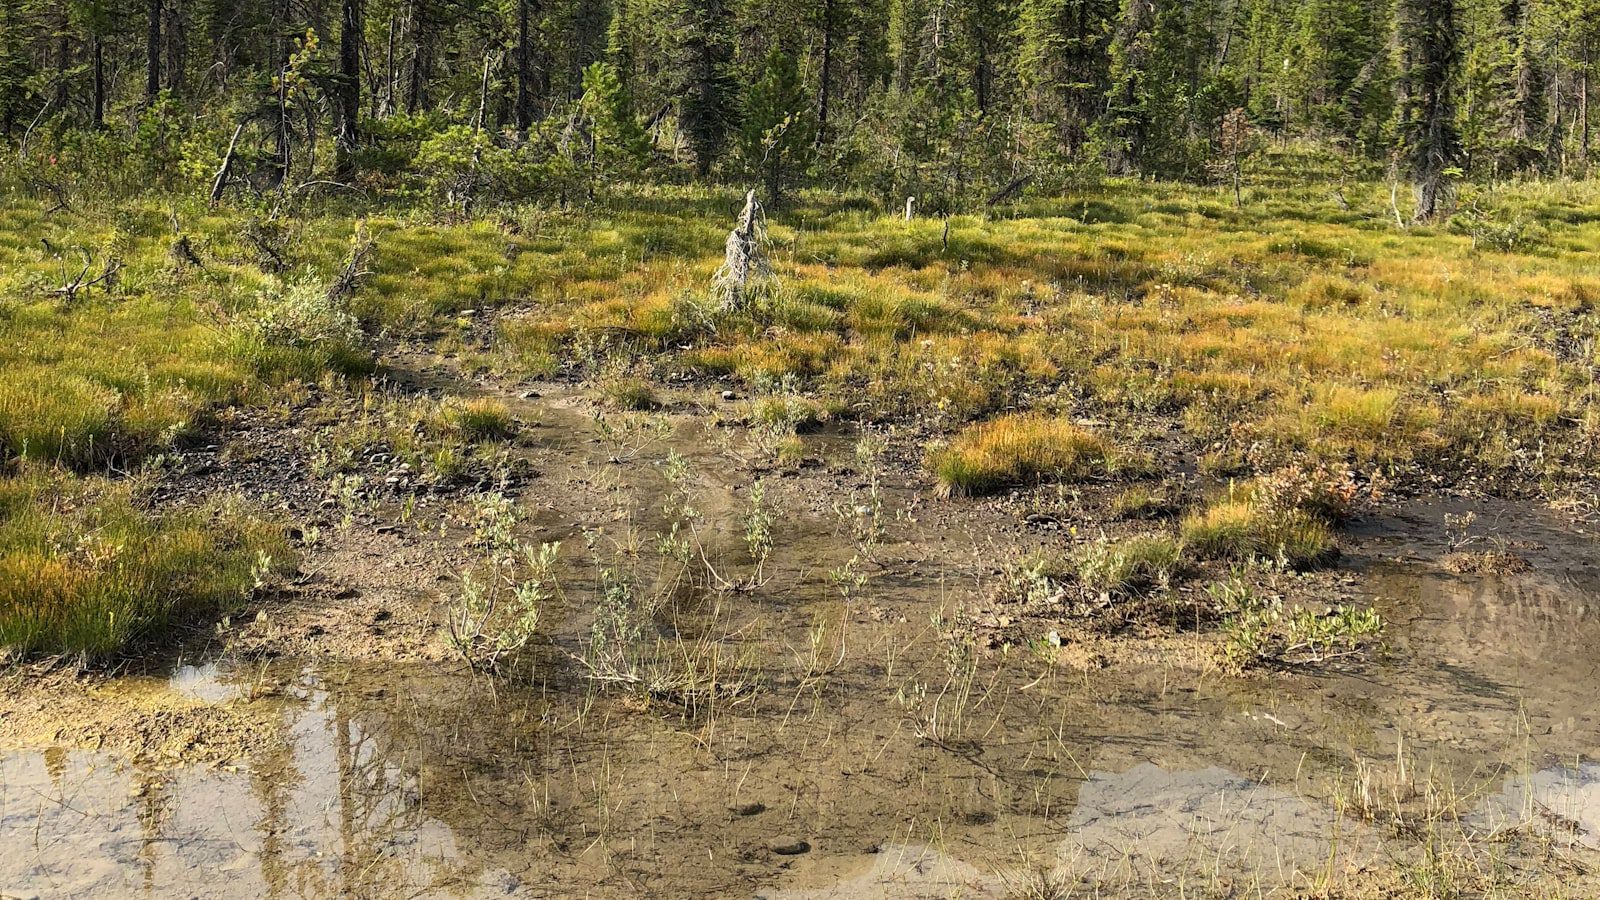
1180,498,1337,569
0,197,375,468
932,415,1119,497
472,176,1600,485
598,376,660,411
431,396,517,442
0,469,291,659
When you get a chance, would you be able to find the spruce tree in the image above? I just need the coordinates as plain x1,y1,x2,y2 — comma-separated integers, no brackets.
1018,0,1117,156
1099,0,1155,174
739,45,812,202
668,0,734,176
1397,0,1463,221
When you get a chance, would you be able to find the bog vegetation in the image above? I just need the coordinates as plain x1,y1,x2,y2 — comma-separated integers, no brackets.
0,0,1597,664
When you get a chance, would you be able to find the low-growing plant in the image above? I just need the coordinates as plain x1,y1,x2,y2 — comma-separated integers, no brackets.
1109,485,1174,520
932,415,1118,497
599,377,660,411
433,396,517,443
1077,533,1184,597
1000,552,1070,607
1212,577,1382,667
448,541,559,672
1252,463,1380,524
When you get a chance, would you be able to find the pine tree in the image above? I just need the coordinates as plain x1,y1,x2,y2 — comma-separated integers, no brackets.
334,0,363,181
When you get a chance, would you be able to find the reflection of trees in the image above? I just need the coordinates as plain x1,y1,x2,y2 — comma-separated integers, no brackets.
249,704,298,898
240,662,561,898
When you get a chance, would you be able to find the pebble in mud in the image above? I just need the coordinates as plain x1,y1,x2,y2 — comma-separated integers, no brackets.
768,837,811,855
730,801,766,816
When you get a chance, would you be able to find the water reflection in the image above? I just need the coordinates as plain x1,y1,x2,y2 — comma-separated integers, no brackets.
1474,762,1600,849
0,677,515,899
8,505,1600,896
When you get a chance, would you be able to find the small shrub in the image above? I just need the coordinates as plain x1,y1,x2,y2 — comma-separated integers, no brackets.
1000,553,1071,606
753,395,824,432
1214,578,1382,668
1252,463,1377,523
247,272,364,351
932,415,1117,497
230,271,371,378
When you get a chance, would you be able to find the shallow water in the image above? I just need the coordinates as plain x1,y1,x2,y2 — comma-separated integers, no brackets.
5,501,1600,897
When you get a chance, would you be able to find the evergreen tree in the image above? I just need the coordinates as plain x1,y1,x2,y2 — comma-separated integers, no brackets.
578,59,649,194
1099,0,1155,174
1017,0,1117,157
667,0,734,175
1397,0,1463,221
739,45,812,202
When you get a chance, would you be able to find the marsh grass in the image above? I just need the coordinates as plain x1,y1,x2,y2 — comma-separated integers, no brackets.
1076,534,1184,598
431,396,517,443
470,179,1600,489
1181,496,1338,569
598,376,660,411
932,415,1120,497
0,467,291,659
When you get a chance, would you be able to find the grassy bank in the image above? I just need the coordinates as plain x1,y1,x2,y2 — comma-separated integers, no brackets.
3,153,1600,658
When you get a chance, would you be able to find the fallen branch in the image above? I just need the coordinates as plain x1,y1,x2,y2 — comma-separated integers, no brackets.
985,174,1033,209
326,223,375,303
50,252,123,304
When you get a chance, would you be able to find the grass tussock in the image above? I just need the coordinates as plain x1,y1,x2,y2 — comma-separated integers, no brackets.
598,377,660,411
1077,534,1184,597
932,415,1119,497
0,468,291,659
1180,499,1337,569
432,396,517,442
1179,464,1372,569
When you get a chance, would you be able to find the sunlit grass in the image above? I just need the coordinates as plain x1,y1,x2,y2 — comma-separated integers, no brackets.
1180,496,1337,569
0,467,291,659
931,415,1120,497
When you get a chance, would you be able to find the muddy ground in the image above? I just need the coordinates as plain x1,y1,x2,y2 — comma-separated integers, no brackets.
4,338,1600,898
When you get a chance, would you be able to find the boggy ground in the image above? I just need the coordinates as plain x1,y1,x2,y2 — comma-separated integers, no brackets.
5,336,1600,898
7,166,1600,896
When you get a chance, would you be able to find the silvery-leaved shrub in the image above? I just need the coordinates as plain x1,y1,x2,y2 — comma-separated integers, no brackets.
250,271,363,349
229,269,369,379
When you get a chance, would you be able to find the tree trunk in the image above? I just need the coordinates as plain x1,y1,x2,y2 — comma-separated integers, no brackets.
515,0,534,131
407,0,430,113
54,13,70,112
336,0,363,181
165,0,186,94
815,0,833,146
92,35,105,128
1399,0,1461,223
1583,40,1593,175
146,0,163,102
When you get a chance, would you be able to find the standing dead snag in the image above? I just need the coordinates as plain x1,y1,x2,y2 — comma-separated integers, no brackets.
712,190,773,314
